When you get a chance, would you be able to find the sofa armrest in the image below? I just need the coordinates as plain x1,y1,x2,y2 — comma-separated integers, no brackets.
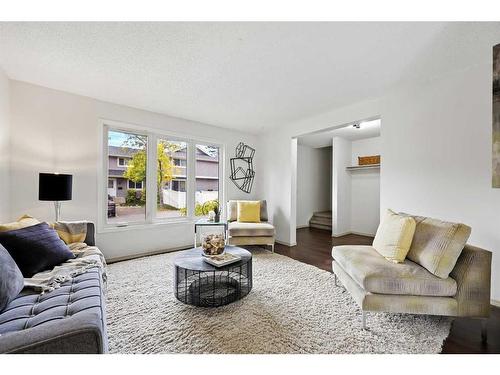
0,311,107,354
450,244,492,318
85,222,96,246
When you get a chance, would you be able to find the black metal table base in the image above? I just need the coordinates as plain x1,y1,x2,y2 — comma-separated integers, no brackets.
174,248,253,307
188,275,240,307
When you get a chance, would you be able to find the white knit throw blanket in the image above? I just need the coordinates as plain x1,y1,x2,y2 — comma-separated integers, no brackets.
23,243,107,294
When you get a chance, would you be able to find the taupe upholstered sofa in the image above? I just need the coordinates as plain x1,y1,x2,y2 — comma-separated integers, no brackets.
332,214,492,341
226,200,275,252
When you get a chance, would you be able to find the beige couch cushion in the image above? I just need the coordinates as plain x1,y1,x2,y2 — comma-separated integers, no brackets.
332,245,457,297
227,200,268,222
228,222,275,237
372,209,416,263
402,214,471,279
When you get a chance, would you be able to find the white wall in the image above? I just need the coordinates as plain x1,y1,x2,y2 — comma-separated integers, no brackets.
0,69,9,222
332,137,351,236
260,37,500,302
8,80,260,260
296,145,331,227
350,137,380,235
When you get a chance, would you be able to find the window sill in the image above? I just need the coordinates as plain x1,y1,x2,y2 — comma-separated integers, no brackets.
97,218,195,234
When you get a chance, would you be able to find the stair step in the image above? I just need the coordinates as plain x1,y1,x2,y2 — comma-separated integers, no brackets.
310,223,332,231
309,221,332,229
309,217,331,226
312,211,332,219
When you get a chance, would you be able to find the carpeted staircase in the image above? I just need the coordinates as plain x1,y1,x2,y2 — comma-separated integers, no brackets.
309,211,332,231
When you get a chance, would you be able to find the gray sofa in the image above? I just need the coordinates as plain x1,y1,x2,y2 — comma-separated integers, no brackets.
0,223,108,354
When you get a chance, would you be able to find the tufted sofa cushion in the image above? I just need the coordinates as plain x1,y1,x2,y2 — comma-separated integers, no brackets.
0,268,107,353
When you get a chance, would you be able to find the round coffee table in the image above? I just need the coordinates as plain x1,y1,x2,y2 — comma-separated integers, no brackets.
173,246,252,307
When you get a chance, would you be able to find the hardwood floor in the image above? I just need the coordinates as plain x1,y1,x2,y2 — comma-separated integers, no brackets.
275,227,500,354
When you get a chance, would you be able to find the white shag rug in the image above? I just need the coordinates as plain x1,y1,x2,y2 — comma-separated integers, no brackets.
106,248,451,354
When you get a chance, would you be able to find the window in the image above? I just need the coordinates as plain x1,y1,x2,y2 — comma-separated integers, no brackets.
195,144,220,217
172,180,186,192
106,129,147,225
173,159,187,167
102,122,223,229
128,180,143,189
117,157,129,167
157,139,187,219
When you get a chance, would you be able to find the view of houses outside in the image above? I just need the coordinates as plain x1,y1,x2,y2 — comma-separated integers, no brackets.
107,130,219,223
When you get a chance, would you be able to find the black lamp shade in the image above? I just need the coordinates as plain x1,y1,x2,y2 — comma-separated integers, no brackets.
39,173,73,201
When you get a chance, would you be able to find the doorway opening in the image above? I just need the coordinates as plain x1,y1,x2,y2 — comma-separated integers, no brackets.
294,117,381,238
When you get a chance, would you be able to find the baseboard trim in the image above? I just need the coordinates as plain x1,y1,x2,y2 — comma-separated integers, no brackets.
331,231,350,237
491,299,500,308
275,239,297,247
332,231,375,238
107,244,192,264
296,224,309,229
350,231,376,237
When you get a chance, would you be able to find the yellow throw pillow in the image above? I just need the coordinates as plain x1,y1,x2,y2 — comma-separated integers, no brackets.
0,215,40,232
372,209,416,263
237,201,261,223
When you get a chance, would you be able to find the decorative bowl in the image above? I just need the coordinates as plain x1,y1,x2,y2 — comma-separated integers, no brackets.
201,233,225,256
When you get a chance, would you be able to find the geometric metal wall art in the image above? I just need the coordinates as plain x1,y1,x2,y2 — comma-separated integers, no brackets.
229,142,255,193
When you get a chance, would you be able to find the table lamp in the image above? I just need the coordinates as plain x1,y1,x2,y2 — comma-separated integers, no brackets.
38,173,73,221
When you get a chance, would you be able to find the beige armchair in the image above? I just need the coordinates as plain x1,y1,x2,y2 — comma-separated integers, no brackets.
226,200,275,252
332,213,492,342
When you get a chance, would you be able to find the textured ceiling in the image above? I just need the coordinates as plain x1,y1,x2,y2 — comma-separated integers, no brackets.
1,22,499,133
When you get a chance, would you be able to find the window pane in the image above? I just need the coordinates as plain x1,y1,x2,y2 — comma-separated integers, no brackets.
107,130,147,224
156,139,187,219
195,144,220,217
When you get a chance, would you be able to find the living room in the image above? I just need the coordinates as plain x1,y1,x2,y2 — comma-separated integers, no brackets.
1,1,500,372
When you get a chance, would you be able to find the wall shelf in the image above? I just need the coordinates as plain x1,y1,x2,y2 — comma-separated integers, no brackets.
346,164,380,171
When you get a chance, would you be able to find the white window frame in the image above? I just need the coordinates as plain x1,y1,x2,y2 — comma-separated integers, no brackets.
98,119,225,233
127,180,144,190
117,157,128,167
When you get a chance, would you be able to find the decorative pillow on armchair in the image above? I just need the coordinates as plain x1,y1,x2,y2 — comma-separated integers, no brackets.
372,209,416,263
237,201,261,223
0,222,75,278
403,214,471,279
0,244,24,312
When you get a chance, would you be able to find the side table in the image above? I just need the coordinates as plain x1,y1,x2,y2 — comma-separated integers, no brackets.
194,218,228,247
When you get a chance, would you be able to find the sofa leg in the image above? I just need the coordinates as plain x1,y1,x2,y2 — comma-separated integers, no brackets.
271,244,275,253
481,319,488,344
362,311,367,330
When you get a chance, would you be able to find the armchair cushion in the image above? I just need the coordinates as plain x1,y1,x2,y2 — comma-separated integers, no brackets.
402,214,471,279
228,222,275,237
332,245,457,297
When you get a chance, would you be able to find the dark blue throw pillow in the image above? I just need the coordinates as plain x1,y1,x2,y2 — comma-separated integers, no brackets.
0,222,75,278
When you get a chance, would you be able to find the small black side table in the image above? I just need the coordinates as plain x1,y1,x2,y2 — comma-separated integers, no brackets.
174,246,252,307
194,218,227,247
